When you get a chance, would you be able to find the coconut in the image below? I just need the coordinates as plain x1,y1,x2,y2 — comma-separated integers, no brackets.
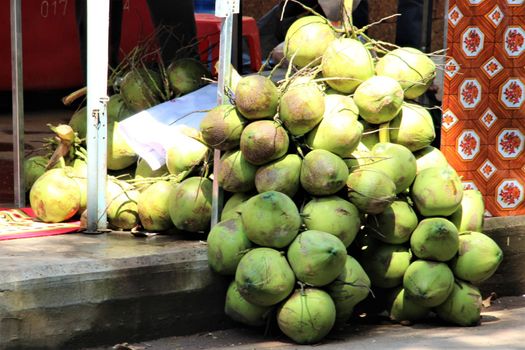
300,149,349,196
389,103,436,152
220,192,252,221
168,176,212,233
106,178,140,230
353,76,404,124
207,218,252,275
414,146,449,174
302,196,361,247
360,242,412,288
255,154,302,197
73,176,88,214
435,280,482,326
364,142,417,194
107,121,138,171
366,200,419,244
120,68,164,112
165,132,209,177
29,167,81,223
410,166,463,217
235,247,295,306
451,231,503,284
217,150,257,193
24,155,49,192
134,158,168,191
346,168,396,214
449,190,485,232
137,180,173,231
277,288,336,344
279,79,325,136
375,47,436,100
283,15,336,68
69,107,87,140
357,121,380,151
387,287,430,324
234,75,279,120
287,230,347,286
325,255,371,324
107,93,134,121
323,94,360,119
305,108,363,157
410,218,459,262
200,104,246,151
167,57,211,95
240,120,289,165
240,191,301,248
321,37,375,93
224,281,273,327
403,260,455,307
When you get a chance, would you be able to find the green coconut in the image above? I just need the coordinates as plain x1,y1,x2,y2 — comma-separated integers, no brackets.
68,107,87,140
106,178,140,230
302,196,361,247
165,132,209,177
360,242,412,288
107,121,138,171
220,192,252,221
366,200,419,244
321,37,375,93
168,176,212,233
24,155,49,192
120,68,164,112
235,247,295,306
414,146,449,174
300,149,349,196
72,175,88,214
134,158,168,192
306,108,363,157
167,57,211,95
357,121,380,152
403,260,455,307
240,191,301,248
279,79,325,136
224,281,273,327
364,142,417,194
451,231,503,284
287,230,347,287
387,287,430,324
449,190,485,232
323,94,359,119
217,150,257,193
346,168,396,214
277,288,336,344
255,154,302,197
200,104,246,151
325,255,371,324
375,47,436,100
207,218,252,275
411,166,463,217
410,218,459,262
353,76,404,124
240,120,289,165
283,15,337,68
234,75,279,120
107,93,134,121
137,180,174,231
29,167,81,223
435,280,482,327
389,103,436,152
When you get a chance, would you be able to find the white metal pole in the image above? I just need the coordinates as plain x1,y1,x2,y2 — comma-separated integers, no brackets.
10,0,25,208
86,0,110,232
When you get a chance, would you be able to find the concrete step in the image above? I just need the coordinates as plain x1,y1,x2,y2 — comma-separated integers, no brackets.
0,232,232,350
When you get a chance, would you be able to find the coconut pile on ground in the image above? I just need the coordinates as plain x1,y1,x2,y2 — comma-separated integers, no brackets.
24,3,504,345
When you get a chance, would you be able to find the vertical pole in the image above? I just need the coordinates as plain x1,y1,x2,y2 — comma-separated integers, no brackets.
211,1,236,227
86,0,110,232
10,0,25,208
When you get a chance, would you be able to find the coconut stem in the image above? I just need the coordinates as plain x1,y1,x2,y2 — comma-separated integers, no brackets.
379,122,390,143
62,87,87,106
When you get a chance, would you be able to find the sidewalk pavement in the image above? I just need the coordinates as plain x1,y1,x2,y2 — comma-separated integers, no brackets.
85,296,525,350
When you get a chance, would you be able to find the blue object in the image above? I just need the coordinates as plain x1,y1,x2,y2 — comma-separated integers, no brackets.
194,0,215,14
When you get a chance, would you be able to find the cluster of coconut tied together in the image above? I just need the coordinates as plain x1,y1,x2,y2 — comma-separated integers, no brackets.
203,13,504,345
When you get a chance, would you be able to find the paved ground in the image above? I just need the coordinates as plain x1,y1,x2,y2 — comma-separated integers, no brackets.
84,296,525,350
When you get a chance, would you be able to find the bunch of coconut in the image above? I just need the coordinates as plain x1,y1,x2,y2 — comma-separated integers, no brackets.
199,8,503,343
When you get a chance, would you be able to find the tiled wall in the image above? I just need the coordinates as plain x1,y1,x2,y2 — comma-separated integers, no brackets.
442,0,525,216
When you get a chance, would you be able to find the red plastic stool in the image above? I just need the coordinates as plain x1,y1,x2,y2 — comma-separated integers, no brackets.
194,13,262,74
